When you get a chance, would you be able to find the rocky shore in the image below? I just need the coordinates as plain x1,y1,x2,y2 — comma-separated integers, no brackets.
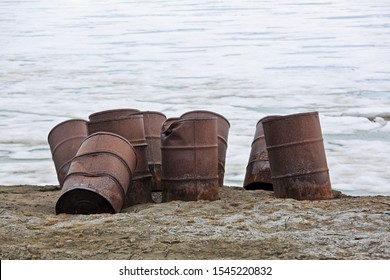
0,185,389,260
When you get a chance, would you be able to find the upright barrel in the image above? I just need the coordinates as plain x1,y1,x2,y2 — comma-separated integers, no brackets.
132,111,167,192
262,112,333,200
47,119,88,187
181,110,229,188
243,116,277,191
55,132,137,214
161,117,219,202
87,114,153,206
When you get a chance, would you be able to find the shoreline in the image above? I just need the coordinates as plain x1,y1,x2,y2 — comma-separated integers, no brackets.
0,185,389,260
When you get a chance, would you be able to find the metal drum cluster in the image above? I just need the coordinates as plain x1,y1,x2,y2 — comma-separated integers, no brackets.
49,109,333,215
48,108,230,214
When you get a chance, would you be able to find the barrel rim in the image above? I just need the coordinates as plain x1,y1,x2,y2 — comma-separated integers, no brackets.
87,114,144,125
48,118,87,141
78,132,138,168
164,117,181,122
82,132,137,162
256,115,282,126
161,116,218,135
172,116,218,124
88,108,140,119
55,182,118,214
83,131,132,146
51,135,87,154
69,151,136,178
131,111,167,118
261,111,319,125
180,110,230,127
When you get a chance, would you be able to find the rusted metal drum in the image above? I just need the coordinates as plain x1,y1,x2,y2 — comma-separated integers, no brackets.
262,112,333,200
88,108,140,122
161,117,180,132
243,116,279,191
55,132,137,214
47,119,88,187
181,110,230,188
132,111,167,192
161,117,219,202
87,114,153,206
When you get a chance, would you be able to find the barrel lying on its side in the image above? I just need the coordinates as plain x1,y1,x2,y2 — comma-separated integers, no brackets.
87,114,153,206
55,132,137,214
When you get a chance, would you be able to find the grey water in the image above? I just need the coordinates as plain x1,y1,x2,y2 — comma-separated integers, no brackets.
1,0,390,195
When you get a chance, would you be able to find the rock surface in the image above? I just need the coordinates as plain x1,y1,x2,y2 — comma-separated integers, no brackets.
0,185,389,260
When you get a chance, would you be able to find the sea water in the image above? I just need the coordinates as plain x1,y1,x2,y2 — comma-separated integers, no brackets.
1,0,389,195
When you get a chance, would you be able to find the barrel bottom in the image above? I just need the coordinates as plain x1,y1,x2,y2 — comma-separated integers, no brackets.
56,175,124,214
243,161,273,191
162,179,219,202
56,189,115,215
273,173,333,200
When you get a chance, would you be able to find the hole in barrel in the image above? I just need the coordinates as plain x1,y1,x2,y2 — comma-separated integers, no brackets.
244,182,273,191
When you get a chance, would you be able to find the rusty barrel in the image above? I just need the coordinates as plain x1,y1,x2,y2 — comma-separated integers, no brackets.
55,132,137,214
88,108,140,122
262,112,333,200
132,111,167,192
161,117,219,202
87,114,153,206
47,119,88,187
243,116,279,191
181,110,230,188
